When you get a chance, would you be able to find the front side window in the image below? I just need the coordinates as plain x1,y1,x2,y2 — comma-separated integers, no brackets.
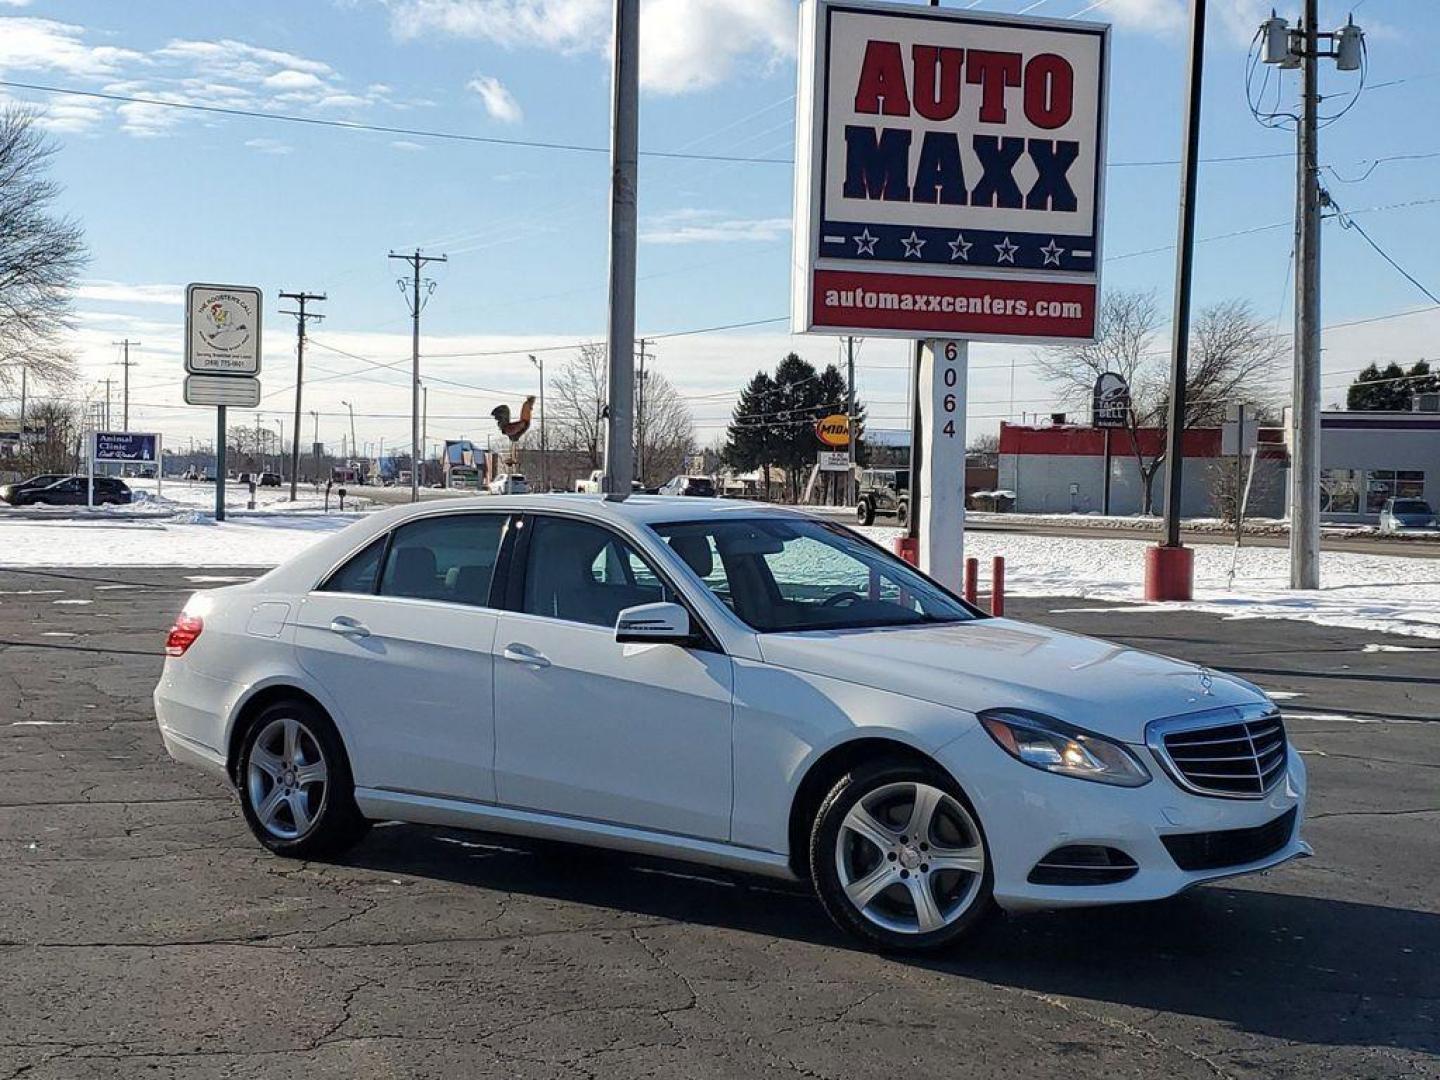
378,514,505,606
652,518,973,633
523,516,671,628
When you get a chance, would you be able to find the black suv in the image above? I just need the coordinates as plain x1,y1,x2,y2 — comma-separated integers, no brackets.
855,468,909,526
0,474,68,505
3,475,132,506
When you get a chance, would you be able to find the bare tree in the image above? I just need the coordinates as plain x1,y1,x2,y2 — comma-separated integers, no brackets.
966,431,1000,466
637,369,695,486
0,108,86,398
549,343,606,468
1035,290,1280,514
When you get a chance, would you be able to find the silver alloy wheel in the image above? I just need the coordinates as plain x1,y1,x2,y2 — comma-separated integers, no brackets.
834,781,986,935
246,716,329,841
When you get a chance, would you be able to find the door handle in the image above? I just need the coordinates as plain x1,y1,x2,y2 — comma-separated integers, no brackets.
502,643,550,668
329,617,371,638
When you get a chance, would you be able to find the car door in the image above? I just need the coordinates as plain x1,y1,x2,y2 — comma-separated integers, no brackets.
491,514,735,841
293,512,509,803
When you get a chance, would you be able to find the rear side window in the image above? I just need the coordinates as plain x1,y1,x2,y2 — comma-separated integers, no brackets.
379,514,506,607
320,536,387,594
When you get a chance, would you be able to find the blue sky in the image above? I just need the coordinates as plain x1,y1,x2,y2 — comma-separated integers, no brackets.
1,0,1436,452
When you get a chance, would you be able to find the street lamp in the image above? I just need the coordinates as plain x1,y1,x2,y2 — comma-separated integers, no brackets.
530,354,547,492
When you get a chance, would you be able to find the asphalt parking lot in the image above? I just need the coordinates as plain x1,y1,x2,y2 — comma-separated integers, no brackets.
1,566,1437,1079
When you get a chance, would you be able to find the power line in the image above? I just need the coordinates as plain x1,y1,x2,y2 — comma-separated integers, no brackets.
0,80,791,166
1330,195,1440,305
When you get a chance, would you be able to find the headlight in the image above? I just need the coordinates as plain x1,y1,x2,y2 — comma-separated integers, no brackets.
979,709,1151,787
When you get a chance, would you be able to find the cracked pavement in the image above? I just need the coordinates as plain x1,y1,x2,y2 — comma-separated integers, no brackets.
1,566,1437,1079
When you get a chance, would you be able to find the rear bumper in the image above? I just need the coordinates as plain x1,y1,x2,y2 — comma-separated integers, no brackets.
153,661,240,782
937,727,1309,912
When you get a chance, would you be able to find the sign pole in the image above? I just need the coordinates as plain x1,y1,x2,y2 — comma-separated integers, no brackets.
157,434,164,502
87,431,95,509
215,405,227,523
1102,427,1112,515
917,340,967,592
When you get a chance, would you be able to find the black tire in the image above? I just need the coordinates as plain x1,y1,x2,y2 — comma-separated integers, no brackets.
236,699,370,858
856,499,874,526
809,759,994,953
896,500,909,527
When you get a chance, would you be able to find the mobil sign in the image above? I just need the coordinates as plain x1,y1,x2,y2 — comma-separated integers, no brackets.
792,0,1108,343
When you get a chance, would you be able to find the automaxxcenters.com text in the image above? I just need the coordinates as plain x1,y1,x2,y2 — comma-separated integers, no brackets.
821,288,1085,320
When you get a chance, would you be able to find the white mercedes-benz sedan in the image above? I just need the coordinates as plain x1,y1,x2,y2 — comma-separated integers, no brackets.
155,495,1309,951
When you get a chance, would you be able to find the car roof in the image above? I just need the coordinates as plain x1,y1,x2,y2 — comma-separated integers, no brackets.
396,493,804,525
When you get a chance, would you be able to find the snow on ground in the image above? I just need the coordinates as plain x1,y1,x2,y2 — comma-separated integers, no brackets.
0,515,357,568
124,478,372,513
2,502,1439,641
864,526,1440,641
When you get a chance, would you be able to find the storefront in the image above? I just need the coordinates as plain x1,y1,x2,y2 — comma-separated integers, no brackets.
1313,411,1439,522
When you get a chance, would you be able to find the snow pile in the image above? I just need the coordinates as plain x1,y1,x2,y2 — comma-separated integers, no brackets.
864,526,1440,640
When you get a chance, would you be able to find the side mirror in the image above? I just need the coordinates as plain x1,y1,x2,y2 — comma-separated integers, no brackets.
615,602,693,646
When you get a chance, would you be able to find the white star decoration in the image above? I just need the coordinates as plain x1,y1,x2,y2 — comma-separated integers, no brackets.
900,230,926,258
1040,239,1065,266
854,229,878,256
947,233,972,261
994,236,1019,264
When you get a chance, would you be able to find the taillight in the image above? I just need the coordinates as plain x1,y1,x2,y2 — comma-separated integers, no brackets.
165,614,203,657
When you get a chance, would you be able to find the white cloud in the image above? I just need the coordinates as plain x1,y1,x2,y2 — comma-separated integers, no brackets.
262,69,326,92
641,209,790,244
391,139,426,151
0,17,145,80
466,74,523,123
74,281,185,305
390,0,794,94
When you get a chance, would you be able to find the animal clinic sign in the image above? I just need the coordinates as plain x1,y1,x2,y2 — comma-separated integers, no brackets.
792,0,1107,343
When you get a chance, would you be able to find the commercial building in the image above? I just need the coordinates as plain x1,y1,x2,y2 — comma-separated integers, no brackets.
1303,410,1440,523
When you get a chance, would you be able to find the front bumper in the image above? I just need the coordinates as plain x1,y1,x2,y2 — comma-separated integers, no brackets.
937,726,1309,912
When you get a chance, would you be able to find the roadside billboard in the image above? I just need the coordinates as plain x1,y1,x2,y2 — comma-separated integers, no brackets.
93,432,159,463
792,0,1108,343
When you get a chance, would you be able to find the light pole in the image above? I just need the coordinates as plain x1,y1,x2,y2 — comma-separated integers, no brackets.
530,354,547,492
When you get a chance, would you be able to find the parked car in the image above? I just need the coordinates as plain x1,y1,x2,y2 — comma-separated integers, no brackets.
0,474,69,505
4,475,132,506
155,496,1307,952
574,469,604,494
856,468,909,526
659,475,717,497
488,474,529,495
260,473,283,488
1378,497,1437,534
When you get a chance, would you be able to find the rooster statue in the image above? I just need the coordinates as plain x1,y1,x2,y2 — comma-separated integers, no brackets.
491,396,536,442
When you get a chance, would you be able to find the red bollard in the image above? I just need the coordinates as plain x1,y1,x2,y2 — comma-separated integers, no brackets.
990,556,1006,616
893,536,919,566
964,557,979,604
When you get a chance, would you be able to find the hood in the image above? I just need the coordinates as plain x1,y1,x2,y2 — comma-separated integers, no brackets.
756,618,1267,744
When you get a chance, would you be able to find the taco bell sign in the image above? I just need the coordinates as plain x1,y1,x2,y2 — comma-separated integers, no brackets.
792,0,1108,343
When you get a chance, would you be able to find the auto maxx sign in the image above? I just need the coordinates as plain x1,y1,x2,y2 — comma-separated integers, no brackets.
792,0,1108,343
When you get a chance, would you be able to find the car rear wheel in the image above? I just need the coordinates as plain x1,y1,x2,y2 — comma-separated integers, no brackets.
896,501,909,527
237,700,369,858
810,760,994,952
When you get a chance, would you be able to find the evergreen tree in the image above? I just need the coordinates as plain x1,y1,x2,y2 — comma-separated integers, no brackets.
723,371,779,493
1347,360,1435,410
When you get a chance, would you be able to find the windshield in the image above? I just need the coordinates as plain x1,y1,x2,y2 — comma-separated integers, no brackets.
652,517,976,632
1393,500,1432,515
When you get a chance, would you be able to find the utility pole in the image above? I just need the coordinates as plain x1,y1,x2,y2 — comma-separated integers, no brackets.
530,354,547,492
846,336,857,506
422,385,429,484
603,0,639,501
634,339,652,485
1258,5,1364,589
279,290,326,500
390,248,446,502
103,377,112,431
17,365,25,471
113,339,139,431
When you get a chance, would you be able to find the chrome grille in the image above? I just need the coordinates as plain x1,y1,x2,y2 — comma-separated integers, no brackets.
1151,709,1288,799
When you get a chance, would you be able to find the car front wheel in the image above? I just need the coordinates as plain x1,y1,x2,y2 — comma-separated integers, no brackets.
856,500,874,526
810,760,994,952
237,700,369,858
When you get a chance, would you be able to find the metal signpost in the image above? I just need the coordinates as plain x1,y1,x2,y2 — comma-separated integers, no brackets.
89,431,161,508
1091,371,1129,515
184,284,263,522
793,0,1109,585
